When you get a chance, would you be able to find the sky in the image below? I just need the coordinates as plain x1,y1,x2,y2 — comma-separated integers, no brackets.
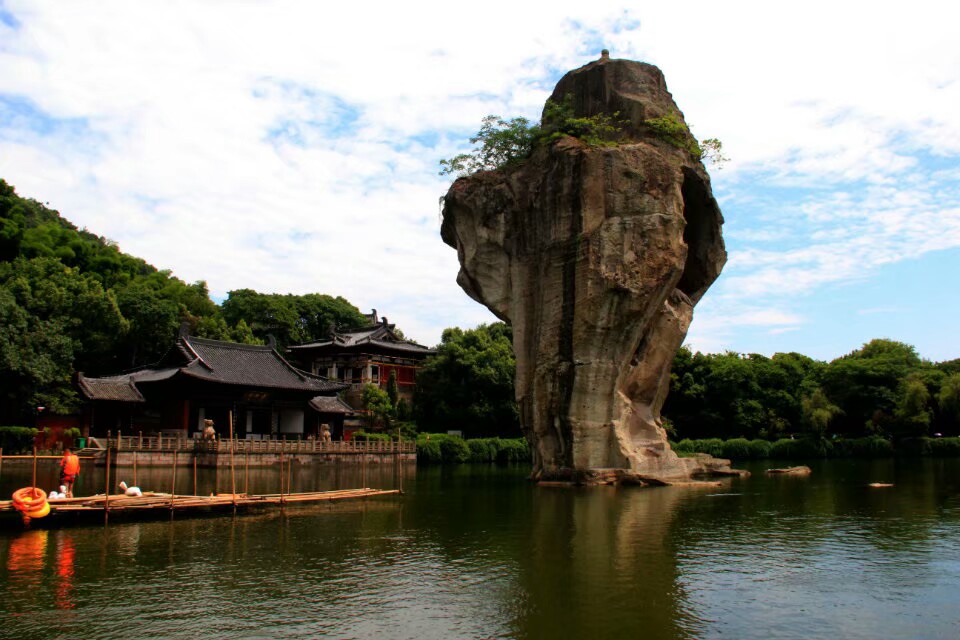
0,0,958,362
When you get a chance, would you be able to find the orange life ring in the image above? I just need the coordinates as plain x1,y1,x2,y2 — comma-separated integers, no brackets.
12,487,50,519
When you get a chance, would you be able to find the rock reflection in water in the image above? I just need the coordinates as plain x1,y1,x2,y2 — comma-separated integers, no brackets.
513,485,704,639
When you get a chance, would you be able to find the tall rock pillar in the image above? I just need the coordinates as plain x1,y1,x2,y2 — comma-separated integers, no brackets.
441,55,729,483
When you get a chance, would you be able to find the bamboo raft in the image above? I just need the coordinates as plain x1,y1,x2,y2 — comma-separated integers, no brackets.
0,488,400,528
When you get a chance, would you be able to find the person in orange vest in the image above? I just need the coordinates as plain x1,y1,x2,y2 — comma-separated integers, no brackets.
59,448,80,498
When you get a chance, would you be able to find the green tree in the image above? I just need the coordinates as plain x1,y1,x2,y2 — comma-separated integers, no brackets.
414,322,519,438
665,348,824,440
801,388,842,440
386,369,399,407
938,374,960,432
362,383,394,430
822,339,924,437
114,281,179,367
894,374,932,438
222,289,367,347
439,115,540,177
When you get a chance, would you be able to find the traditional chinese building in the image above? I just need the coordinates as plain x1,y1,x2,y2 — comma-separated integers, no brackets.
287,310,435,410
76,326,353,439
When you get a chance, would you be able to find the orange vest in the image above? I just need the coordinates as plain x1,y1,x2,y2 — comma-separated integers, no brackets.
61,454,80,476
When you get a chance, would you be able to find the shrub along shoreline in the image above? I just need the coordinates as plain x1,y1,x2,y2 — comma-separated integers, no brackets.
672,436,960,460
416,434,530,465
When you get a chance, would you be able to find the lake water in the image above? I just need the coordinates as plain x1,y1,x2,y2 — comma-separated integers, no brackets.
1,458,959,639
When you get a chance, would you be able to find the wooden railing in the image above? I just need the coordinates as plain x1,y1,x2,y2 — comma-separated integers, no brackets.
105,434,416,455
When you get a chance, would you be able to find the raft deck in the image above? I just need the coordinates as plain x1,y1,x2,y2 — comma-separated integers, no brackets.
0,488,399,526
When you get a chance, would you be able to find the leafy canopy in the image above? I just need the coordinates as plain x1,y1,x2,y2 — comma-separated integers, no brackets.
414,322,519,438
440,97,728,177
439,96,627,177
643,113,728,166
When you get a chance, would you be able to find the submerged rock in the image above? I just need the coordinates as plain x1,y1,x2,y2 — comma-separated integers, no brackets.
766,466,813,476
441,54,731,484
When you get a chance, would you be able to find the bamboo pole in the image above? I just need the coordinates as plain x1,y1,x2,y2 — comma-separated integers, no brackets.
170,449,179,509
287,453,293,495
229,411,236,509
193,455,197,496
0,447,3,478
279,449,285,507
133,450,138,487
244,451,249,495
397,426,402,494
0,455,88,460
104,446,111,525
31,445,38,490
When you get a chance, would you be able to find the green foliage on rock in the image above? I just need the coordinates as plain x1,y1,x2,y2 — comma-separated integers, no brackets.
540,95,625,146
643,113,701,155
642,114,728,166
439,115,540,176
439,96,629,177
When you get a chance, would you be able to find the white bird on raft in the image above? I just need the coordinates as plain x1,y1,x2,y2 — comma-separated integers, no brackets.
48,485,67,499
118,481,142,497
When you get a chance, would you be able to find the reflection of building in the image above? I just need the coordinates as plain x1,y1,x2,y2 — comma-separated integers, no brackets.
76,325,352,439
287,309,435,409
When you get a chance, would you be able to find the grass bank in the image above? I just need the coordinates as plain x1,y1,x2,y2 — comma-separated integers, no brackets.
671,436,960,461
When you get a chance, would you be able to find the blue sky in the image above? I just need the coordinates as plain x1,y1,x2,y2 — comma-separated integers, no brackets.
0,0,958,362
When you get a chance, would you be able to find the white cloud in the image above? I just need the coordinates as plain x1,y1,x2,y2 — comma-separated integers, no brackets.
0,0,958,356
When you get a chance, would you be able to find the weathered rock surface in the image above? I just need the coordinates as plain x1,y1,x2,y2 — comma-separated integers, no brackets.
441,54,730,483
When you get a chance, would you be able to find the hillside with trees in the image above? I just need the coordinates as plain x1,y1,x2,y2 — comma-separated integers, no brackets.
0,179,366,424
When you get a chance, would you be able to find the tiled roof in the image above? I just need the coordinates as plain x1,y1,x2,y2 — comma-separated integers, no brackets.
308,396,355,414
290,324,435,356
77,373,146,402
79,336,348,400
179,336,347,392
365,338,435,354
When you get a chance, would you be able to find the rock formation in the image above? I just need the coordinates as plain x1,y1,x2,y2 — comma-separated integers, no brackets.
441,54,732,484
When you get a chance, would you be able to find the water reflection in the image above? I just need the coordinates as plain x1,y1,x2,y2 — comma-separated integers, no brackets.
0,460,959,638
511,485,706,639
54,534,76,610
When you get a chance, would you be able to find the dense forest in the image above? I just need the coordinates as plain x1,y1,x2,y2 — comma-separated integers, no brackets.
665,341,960,441
0,179,366,423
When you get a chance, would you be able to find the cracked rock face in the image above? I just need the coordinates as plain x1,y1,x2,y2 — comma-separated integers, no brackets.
441,57,727,483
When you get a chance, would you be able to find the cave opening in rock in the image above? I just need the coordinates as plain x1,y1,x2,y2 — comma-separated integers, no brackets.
676,168,717,301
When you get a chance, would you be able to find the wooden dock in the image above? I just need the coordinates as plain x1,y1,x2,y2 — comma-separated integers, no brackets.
0,488,400,528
